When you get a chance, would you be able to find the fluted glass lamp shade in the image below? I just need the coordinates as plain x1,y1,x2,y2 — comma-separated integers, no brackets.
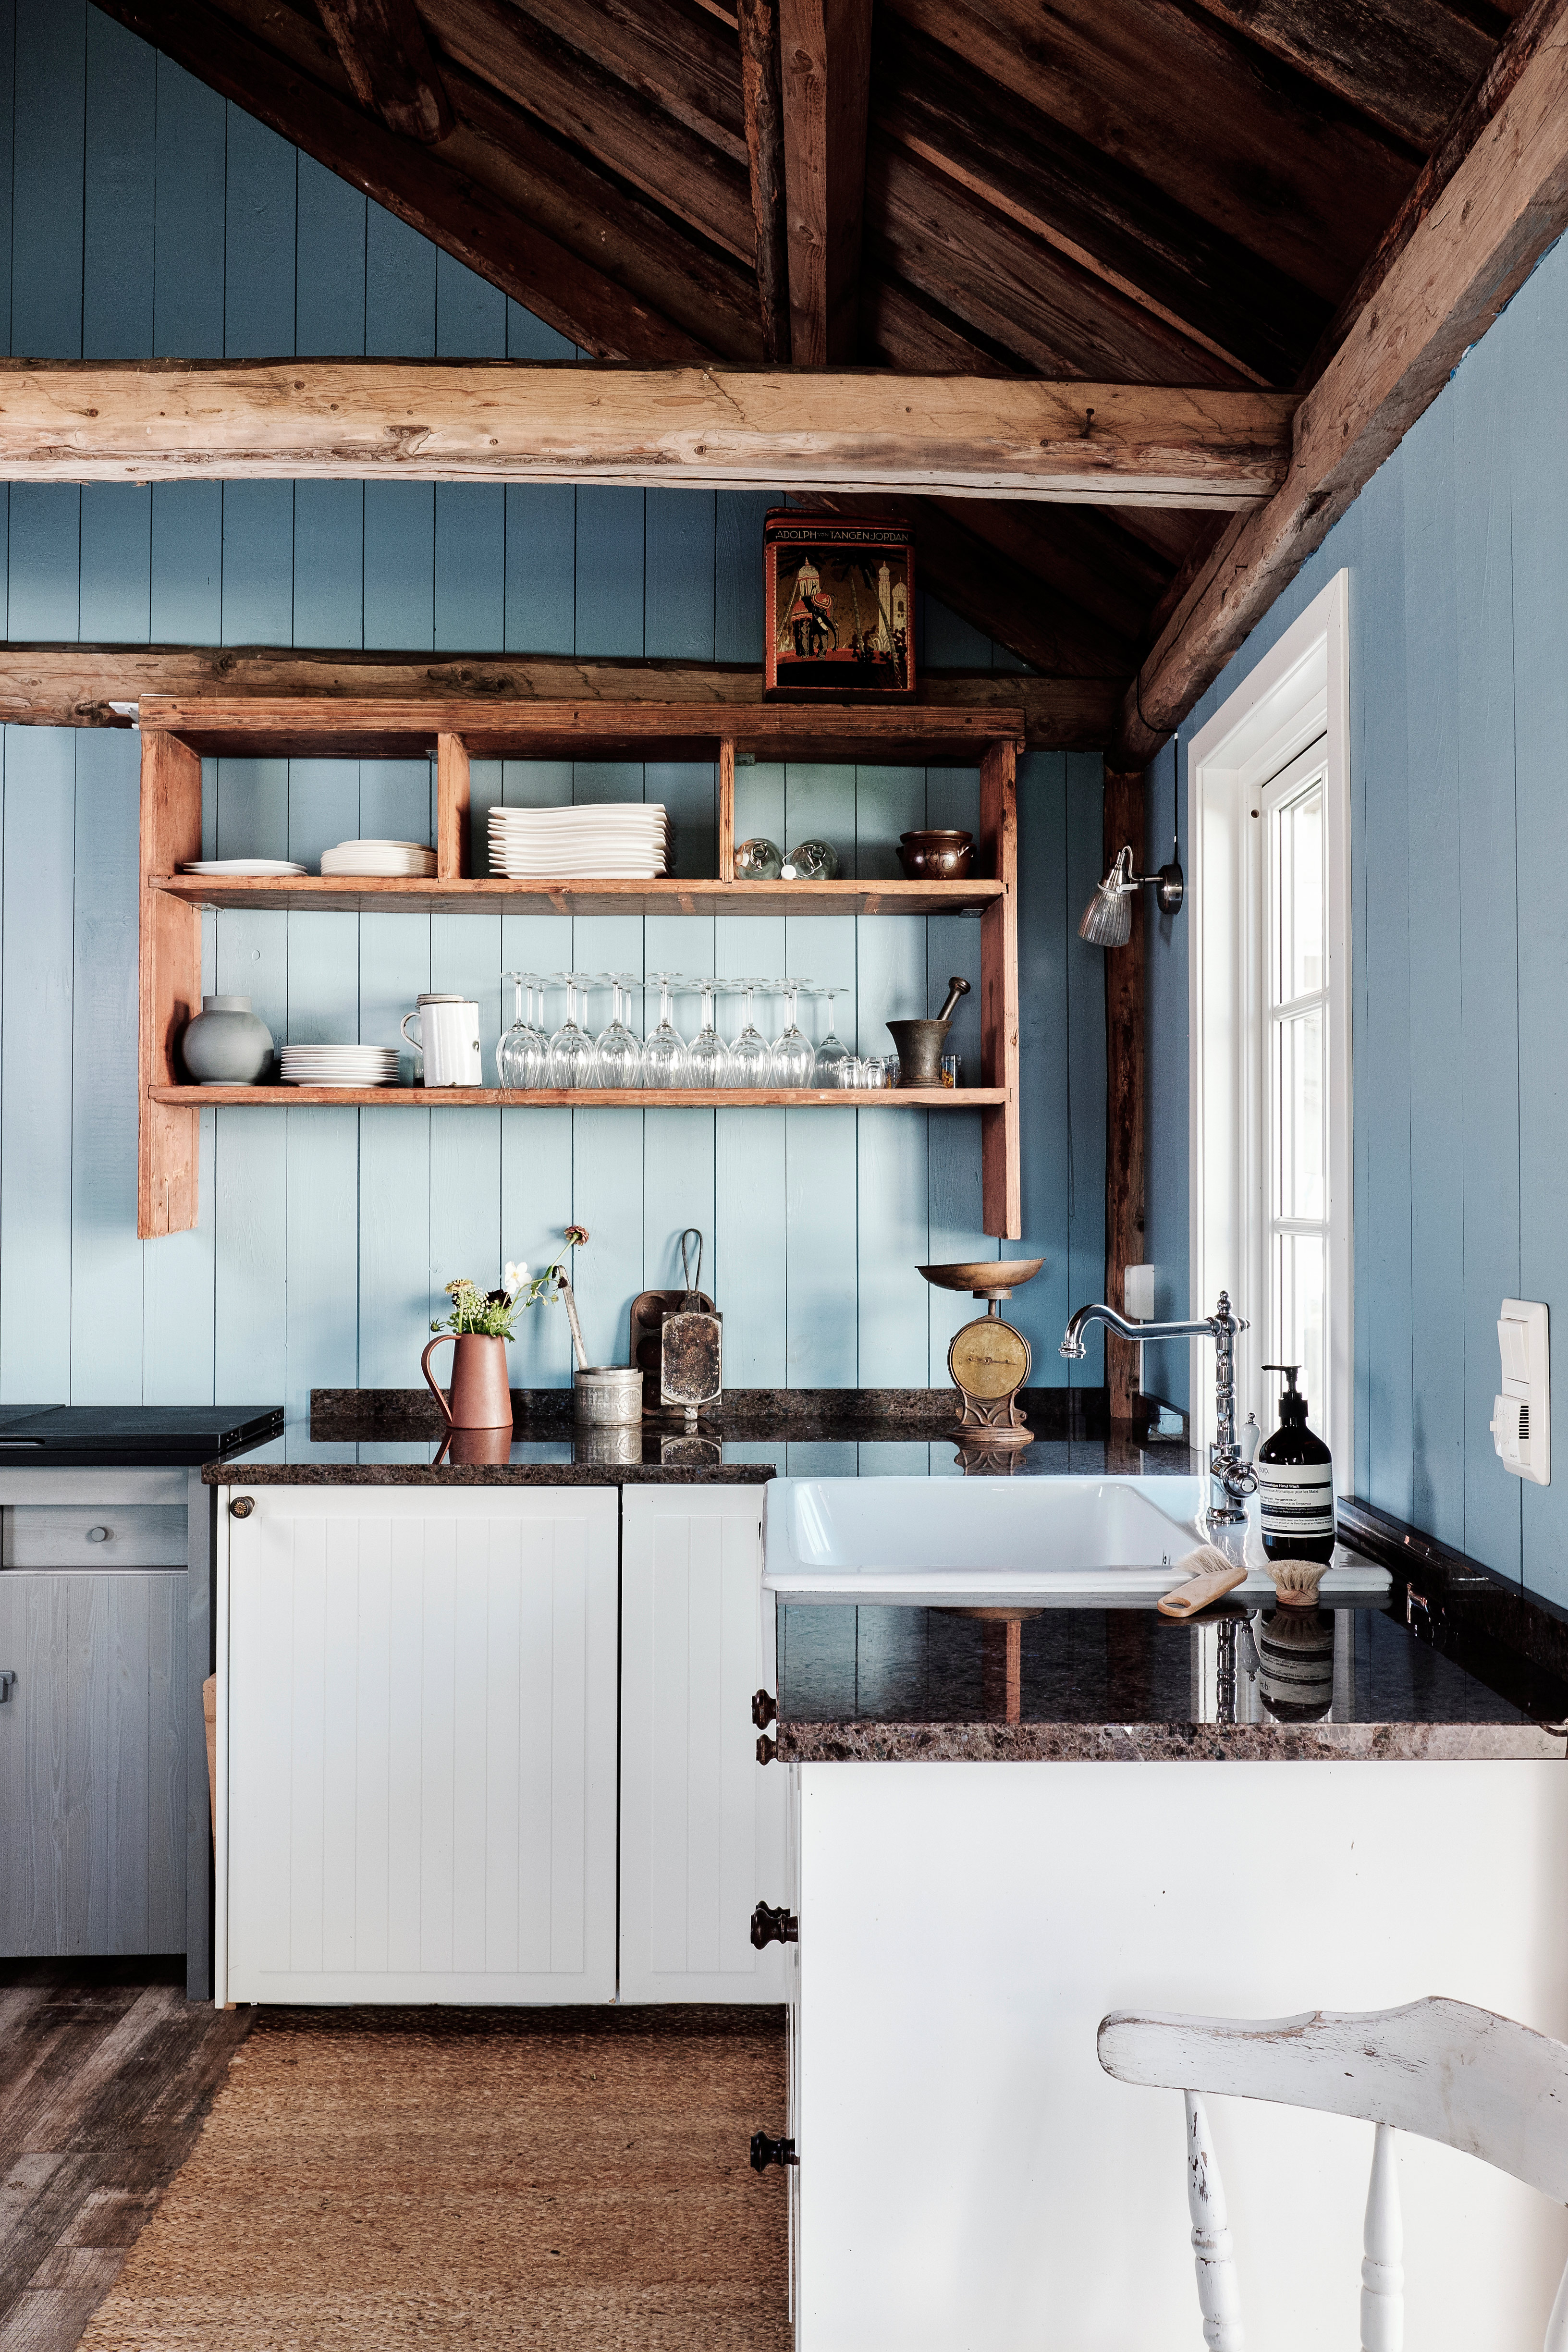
1079,845,1137,947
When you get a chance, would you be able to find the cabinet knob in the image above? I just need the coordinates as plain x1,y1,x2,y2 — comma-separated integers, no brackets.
86,1525,110,1544
0,1670,15,1703
750,1901,798,1949
750,1688,777,1729
229,1495,255,1519
756,1732,777,1766
749,2131,797,2173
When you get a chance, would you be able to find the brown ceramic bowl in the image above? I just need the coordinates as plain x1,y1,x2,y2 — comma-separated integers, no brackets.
898,828,974,880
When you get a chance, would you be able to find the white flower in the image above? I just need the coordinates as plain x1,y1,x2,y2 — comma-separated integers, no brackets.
504,1261,528,1298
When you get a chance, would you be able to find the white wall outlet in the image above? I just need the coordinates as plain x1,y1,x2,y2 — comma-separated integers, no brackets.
1124,1263,1156,1322
1492,1298,1549,1485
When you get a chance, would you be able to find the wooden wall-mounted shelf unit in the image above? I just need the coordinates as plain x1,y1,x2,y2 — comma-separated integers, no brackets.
138,696,1022,1242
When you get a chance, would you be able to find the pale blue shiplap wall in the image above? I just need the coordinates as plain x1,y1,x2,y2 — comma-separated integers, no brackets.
1145,228,1568,1604
0,0,1106,1414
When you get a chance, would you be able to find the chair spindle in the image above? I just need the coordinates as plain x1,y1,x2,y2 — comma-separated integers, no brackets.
1185,2091,1244,2351
1360,2121,1403,2352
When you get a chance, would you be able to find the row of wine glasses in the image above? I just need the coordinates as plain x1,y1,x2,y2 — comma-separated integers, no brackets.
496,972,859,1089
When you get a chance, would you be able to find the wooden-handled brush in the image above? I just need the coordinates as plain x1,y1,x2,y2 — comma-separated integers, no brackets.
1157,1544,1248,1618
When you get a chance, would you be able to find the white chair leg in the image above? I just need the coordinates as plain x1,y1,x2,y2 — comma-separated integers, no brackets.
1185,2091,1244,2351
1543,2252,1568,2352
1360,2122,1403,2352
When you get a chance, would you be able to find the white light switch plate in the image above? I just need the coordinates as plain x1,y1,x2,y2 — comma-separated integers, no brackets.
1492,1298,1549,1485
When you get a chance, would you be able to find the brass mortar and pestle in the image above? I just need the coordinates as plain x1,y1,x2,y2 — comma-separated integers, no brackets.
887,976,969,1087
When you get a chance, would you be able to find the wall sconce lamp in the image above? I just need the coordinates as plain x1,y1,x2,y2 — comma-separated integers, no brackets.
1078,765,1185,947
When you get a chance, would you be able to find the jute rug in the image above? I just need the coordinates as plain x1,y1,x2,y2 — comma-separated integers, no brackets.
78,2005,789,2351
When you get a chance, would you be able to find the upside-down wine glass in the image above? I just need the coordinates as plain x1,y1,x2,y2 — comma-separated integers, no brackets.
548,971,599,1088
593,972,644,1088
641,971,689,1088
684,978,733,1089
727,979,773,1089
770,979,816,1089
809,987,851,1086
497,970,549,1090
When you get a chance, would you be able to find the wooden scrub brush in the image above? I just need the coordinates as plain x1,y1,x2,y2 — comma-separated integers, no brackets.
1262,1555,1330,1609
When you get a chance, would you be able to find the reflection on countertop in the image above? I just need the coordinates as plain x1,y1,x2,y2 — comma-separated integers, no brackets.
204,1411,1205,1486
776,1593,1568,1763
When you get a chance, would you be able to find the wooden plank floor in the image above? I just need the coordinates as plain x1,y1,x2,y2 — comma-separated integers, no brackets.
0,1960,251,2352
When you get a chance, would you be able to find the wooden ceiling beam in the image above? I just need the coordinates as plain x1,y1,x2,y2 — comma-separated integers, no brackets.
0,643,1117,750
95,0,715,361
1112,0,1568,766
1182,0,1495,153
484,0,749,163
737,0,792,359
872,19,1328,386
423,0,755,263
0,361,1298,504
778,0,872,362
315,0,455,144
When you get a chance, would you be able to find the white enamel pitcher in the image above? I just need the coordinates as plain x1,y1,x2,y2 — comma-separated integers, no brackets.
401,993,483,1088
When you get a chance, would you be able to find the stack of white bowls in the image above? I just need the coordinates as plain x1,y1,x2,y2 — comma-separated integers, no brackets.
278,1045,402,1089
320,839,437,878
487,804,670,880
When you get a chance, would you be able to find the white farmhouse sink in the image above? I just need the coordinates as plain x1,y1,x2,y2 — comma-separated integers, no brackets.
762,1475,1391,1605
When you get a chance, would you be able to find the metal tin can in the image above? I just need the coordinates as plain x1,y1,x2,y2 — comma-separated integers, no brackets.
763,509,915,699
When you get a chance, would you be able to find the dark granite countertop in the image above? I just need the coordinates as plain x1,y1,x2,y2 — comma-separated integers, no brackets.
776,1586,1568,1763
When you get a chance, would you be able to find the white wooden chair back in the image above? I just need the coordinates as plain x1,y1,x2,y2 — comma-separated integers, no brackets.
1097,1996,1568,2352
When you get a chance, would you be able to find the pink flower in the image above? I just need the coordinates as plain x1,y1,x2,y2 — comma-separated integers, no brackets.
564,1225,589,1248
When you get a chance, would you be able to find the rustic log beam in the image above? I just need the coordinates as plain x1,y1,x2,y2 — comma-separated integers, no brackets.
0,362,1297,502
0,644,1119,750
92,0,715,363
778,0,871,363
1112,0,1568,768
737,0,792,360
1102,764,1146,1425
316,0,455,144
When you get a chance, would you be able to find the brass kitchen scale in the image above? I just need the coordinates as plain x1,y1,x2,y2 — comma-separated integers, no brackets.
918,1258,1044,1447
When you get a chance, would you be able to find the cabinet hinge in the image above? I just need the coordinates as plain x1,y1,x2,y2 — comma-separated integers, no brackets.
750,2131,797,2173
750,1900,798,1949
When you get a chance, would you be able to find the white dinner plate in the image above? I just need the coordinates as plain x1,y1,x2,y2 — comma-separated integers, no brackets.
181,859,308,876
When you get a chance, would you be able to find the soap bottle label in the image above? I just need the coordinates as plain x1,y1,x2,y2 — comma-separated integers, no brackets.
1256,1458,1335,1541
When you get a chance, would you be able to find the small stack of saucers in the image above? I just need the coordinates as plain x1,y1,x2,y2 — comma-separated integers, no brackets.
319,839,437,878
487,804,670,880
278,1045,402,1089
181,858,307,877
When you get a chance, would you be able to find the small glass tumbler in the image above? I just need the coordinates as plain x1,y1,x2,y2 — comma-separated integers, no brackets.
940,1053,960,1089
861,1058,889,1090
834,1056,866,1089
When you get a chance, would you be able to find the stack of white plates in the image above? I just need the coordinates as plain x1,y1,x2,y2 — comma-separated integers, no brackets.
278,1045,402,1089
487,803,670,879
181,858,307,877
320,839,437,877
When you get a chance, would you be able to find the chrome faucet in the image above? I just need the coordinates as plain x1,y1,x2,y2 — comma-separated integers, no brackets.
1060,1288,1257,1525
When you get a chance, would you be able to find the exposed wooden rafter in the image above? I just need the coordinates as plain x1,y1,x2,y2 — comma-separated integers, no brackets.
0,644,1118,751
778,0,872,362
316,0,455,144
737,0,792,358
0,361,1297,504
1184,0,1494,153
1113,0,1568,766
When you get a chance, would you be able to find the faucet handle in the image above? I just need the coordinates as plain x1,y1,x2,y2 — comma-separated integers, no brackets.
1237,1411,1261,1466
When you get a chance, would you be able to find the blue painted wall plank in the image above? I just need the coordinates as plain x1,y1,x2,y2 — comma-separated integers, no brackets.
296,157,367,357
80,491,151,642
13,0,84,357
576,490,645,656
69,732,143,1401
83,9,154,359
0,732,75,1397
9,489,79,639
151,58,224,358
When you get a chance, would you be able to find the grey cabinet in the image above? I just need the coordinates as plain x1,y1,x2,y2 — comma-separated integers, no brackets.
0,1564,188,1956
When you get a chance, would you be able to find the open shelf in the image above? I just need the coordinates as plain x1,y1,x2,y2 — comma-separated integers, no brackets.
138,694,1022,1241
149,1085,1009,1108
152,874,1004,919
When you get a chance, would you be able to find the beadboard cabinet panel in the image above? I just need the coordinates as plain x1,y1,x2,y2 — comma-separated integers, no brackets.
619,1484,786,2002
220,1485,618,2004
0,1568,187,1955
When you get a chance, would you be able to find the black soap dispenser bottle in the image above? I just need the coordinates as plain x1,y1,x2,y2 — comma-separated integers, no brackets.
1256,1364,1335,1567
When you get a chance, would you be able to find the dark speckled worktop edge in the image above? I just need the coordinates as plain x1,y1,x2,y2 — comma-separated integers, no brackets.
776,1719,1568,1764
202,1459,773,1486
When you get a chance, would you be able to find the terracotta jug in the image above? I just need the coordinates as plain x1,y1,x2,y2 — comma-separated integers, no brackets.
421,1332,514,1430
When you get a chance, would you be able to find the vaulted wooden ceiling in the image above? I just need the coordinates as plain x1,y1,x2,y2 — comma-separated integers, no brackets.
96,0,1522,685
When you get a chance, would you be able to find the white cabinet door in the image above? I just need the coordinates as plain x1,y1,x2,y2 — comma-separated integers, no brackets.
619,1483,786,2001
220,1485,618,2005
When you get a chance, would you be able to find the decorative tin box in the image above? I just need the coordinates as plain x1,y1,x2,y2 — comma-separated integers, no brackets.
763,509,915,699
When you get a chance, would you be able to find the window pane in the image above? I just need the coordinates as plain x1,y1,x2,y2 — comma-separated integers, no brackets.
1273,1230,1326,1423
1275,780,1324,1004
1274,1004,1325,1221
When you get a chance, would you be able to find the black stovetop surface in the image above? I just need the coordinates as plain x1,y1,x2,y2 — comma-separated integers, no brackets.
0,1405,284,1465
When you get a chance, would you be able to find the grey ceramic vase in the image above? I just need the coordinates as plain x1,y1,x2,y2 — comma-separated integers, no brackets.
180,994,275,1085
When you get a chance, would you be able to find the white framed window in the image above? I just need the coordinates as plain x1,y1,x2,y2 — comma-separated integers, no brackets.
1187,569,1352,1485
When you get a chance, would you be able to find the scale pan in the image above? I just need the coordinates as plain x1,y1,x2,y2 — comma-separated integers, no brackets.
919,1257,1043,1298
